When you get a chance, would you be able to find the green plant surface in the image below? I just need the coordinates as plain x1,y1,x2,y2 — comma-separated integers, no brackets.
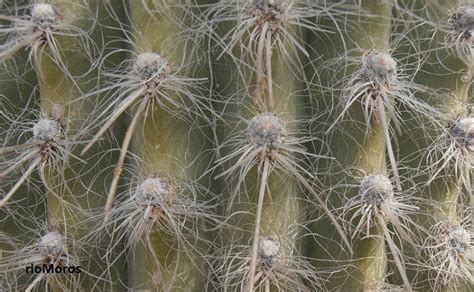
0,1,472,291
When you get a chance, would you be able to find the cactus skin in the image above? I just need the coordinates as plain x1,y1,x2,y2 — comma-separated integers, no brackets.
30,0,127,290
0,18,45,289
305,1,393,290
0,1,472,291
342,2,393,289
125,1,213,291
398,1,473,291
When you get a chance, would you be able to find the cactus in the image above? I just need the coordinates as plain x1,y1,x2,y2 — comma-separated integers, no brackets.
0,0,472,291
